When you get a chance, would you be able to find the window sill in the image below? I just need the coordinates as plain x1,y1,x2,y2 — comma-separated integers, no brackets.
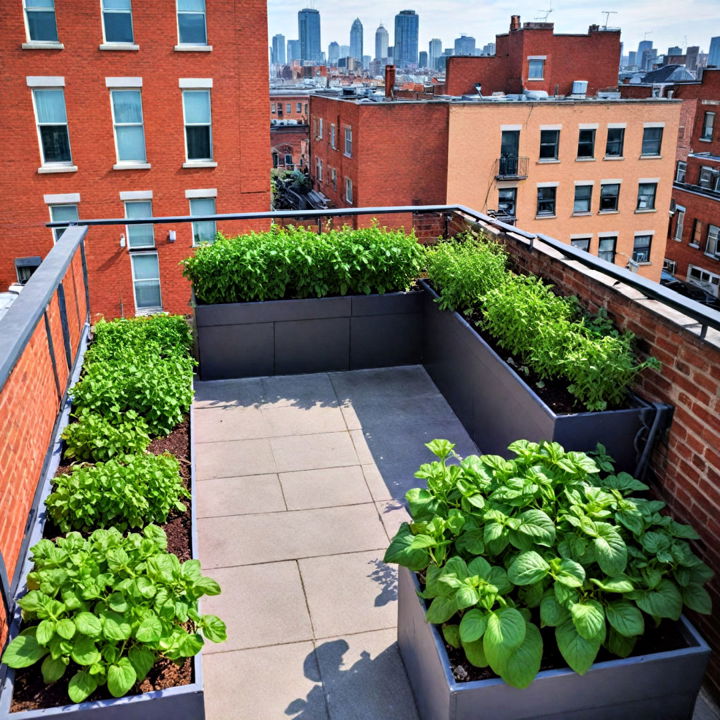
637,262,652,266
575,157,595,162
37,165,77,174
22,41,64,50
174,44,212,52
535,214,556,219
344,153,352,158
698,138,712,143
99,42,139,51
571,211,592,216
635,208,656,214
182,161,217,168
598,209,619,214
537,159,560,164
639,154,662,159
526,77,544,81
689,243,700,249
135,307,164,316
603,156,624,161
113,162,151,170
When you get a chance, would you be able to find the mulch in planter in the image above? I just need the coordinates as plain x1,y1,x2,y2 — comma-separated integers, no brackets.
10,417,194,712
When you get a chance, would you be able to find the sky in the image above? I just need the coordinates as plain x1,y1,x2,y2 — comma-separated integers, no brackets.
267,0,719,57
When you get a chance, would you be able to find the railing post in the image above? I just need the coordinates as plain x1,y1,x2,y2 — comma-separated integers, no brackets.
0,551,10,619
43,310,62,401
80,239,91,323
56,283,73,371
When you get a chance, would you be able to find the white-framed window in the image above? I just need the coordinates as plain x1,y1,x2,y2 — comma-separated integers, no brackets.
331,167,337,190
527,58,544,79
698,166,720,192
316,157,323,182
33,88,72,166
675,161,687,183
286,103,291,114
344,126,352,157
190,196,216,245
598,236,617,263
131,252,162,312
599,182,620,211
330,123,336,149
663,258,677,274
636,182,657,210
673,205,685,242
271,103,276,114
632,234,653,263
296,102,302,113
110,89,146,163
498,187,517,217
577,129,595,159
573,185,592,213
317,117,323,139
49,204,78,242
539,129,559,160
284,153,293,167
701,112,715,141
571,237,591,252
536,186,556,216
102,0,134,44
182,90,212,161
641,126,663,156
345,177,353,204
177,0,206,45
24,0,58,42
125,200,154,249
15,257,42,284
688,264,720,297
706,224,720,259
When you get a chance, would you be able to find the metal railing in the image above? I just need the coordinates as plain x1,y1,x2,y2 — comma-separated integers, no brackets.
495,156,529,179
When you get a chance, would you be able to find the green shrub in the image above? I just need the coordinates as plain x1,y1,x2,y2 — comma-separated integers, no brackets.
384,439,712,689
46,453,188,533
181,224,427,304
62,411,151,463
1,526,226,703
426,235,508,313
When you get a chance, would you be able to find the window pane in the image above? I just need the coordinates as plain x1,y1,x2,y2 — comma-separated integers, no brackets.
573,186,592,213
539,130,558,159
183,91,210,123
115,126,145,161
178,14,206,44
135,281,162,309
126,201,153,248
528,59,543,78
605,128,624,156
632,236,652,263
27,11,58,41
598,237,616,262
112,90,142,123
178,0,205,11
34,89,66,123
186,126,211,159
571,238,590,251
600,184,619,210
641,127,662,155
191,198,216,244
190,197,215,215
132,253,159,280
40,126,70,163
103,12,133,42
103,0,131,9
577,129,595,157
51,205,78,223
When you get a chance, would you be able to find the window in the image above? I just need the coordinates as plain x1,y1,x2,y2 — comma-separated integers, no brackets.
663,258,677,274
286,103,291,114
691,219,703,247
331,167,337,191
528,58,544,79
600,183,620,211
706,224,720,258
183,90,212,161
573,185,592,214
344,127,352,156
675,161,686,183
50,204,78,242
598,236,616,263
271,103,276,114
304,103,308,114
698,166,720,192
605,127,624,157
688,265,720,296
131,253,162,311
673,206,685,242
577,129,595,159
102,0,133,43
284,153,293,168
177,0,206,45
24,0,58,42
498,187,517,217
636,182,657,210
330,123,336,149
190,196,216,245
316,157,323,182
632,234,652,263
641,127,663,156
539,130,559,160
125,200,154,249
345,177,353,204
536,186,556,216
111,89,146,163
571,237,591,252
701,112,715,141
296,102,302,113
15,257,42,284
317,117,323,139
33,89,71,165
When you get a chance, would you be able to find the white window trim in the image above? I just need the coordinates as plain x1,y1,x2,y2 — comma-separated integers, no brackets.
99,43,139,51
182,89,213,163
105,77,142,87
638,177,660,184
345,177,353,204
500,124,522,131
673,205,686,242
643,122,665,128
185,188,217,198
23,0,59,45
344,126,353,157
189,196,217,246
634,230,656,237
598,231,619,238
573,180,595,186
120,190,153,200
32,87,73,169
176,0,208,47
579,123,599,130
26,76,64,87
101,0,135,46
130,251,163,314
527,55,547,60
570,233,594,240
179,78,213,88
48,203,79,244
540,124,562,130
536,181,559,188
44,193,80,204
607,123,627,129
600,178,623,185
109,87,147,166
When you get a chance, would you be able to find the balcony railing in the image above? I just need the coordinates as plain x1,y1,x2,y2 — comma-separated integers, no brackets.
495,156,528,180
674,180,720,201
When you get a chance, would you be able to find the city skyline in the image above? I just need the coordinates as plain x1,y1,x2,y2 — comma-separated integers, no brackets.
267,0,718,61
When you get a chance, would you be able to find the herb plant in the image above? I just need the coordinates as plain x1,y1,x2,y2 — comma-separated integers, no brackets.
384,439,712,689
62,411,151,463
46,453,188,533
1,526,226,703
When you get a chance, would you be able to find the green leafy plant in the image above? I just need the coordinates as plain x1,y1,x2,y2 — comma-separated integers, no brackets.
384,439,712,689
1,526,225,703
62,411,151,463
46,453,188,533
181,224,427,305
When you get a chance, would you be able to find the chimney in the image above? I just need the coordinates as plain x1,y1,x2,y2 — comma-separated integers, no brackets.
385,64,396,99
510,15,521,32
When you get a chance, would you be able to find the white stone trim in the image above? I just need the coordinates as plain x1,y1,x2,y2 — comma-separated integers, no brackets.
105,77,143,88
174,45,213,52
573,180,595,185
600,178,623,184
638,178,660,183
26,76,65,87
643,122,665,128
634,230,655,236
99,43,139,51
570,233,593,239
527,55,547,60
44,193,80,204
536,181,559,188
500,124,522,131
185,188,217,199
179,78,213,88
579,123,599,130
119,190,153,201
540,124,562,130
607,122,627,129
598,231,619,238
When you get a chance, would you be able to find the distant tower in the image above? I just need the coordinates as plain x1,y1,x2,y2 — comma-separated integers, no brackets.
287,39,301,62
375,24,389,61
429,38,442,70
271,33,286,64
350,18,363,61
418,50,428,67
394,9,419,68
298,8,321,63
709,37,720,67
454,35,476,56
328,41,340,65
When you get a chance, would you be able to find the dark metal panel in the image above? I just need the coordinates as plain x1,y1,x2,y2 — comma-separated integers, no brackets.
275,318,350,374
56,283,73,370
350,313,423,369
197,323,274,380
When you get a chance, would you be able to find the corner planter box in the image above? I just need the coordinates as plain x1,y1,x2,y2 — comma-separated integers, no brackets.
398,567,710,720
420,281,671,474
194,290,423,380
0,405,205,720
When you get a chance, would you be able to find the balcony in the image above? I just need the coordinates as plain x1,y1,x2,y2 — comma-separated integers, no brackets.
495,155,528,180
1,206,719,718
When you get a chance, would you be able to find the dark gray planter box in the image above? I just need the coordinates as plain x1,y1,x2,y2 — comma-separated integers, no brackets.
0,402,205,719
420,281,670,473
398,567,710,720
194,290,423,380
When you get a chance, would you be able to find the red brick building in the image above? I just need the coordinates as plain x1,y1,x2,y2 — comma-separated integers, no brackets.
445,16,620,98
0,0,270,319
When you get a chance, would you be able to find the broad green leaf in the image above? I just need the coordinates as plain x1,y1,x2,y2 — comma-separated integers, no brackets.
426,439,455,460
556,619,601,675
554,558,585,587
76,612,102,638
425,595,457,624
383,524,430,571
102,611,132,641
107,658,137,698
605,627,637,658
1,633,46,668
508,551,550,586
486,566,512,594
462,638,488,667
682,583,712,615
68,670,98,703
177,632,204,657
194,577,222,595
516,509,555,545
636,580,683,620
468,557,491,579
455,585,478,610
128,645,156,681
107,592,128,613
606,601,644,637
498,622,543,689
456,529,485,555
459,609,487,643
41,654,67,683
56,618,76,640
444,557,469,580
71,636,101,666
570,600,606,642
406,488,435,519
136,613,163,643
37,619,55,645
540,592,569,627
442,624,461,649
410,534,436,550
202,614,227,643
593,525,627,576
590,577,634,593
484,607,526,651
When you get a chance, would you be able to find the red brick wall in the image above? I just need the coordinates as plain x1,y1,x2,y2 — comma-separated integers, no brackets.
271,126,309,171
0,0,270,320
271,95,309,122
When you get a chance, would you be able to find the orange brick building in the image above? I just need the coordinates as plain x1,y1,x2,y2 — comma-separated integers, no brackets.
0,0,270,319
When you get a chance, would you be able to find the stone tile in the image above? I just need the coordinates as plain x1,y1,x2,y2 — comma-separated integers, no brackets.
694,691,720,720
362,463,392,502
196,474,286,517
194,377,264,410
271,431,358,473
350,429,374,464
201,562,312,652
198,503,388,567
280,466,372,510
262,373,339,409
330,366,438,405
299,551,397,639
376,500,411,541
262,404,347,437
339,402,362,431
204,642,329,720
193,404,271,443
315,629,419,720
195,438,276,480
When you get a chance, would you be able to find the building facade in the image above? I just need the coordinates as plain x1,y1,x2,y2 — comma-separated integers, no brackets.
375,24,389,62
298,8,321,64
0,0,270,319
454,35,476,56
350,18,363,62
271,33,286,65
394,10,419,69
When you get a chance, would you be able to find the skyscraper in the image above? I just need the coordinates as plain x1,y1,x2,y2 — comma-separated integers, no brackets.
418,50,428,67
429,38,442,69
271,33,286,65
394,10,419,68
350,18,363,61
375,24,389,61
328,41,340,65
454,35,476,56
709,37,720,68
637,39,653,71
287,39,301,62
298,8,321,63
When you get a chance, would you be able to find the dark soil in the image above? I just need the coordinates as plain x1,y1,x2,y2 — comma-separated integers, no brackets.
10,417,194,712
